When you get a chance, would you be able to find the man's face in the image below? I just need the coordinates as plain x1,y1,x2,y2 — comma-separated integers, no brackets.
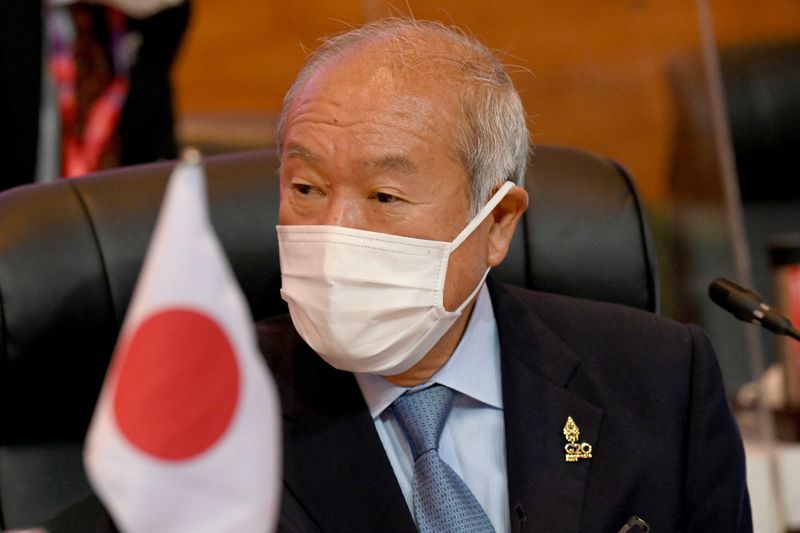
278,52,492,312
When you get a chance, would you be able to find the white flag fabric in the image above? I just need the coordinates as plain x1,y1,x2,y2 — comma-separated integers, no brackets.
84,152,281,533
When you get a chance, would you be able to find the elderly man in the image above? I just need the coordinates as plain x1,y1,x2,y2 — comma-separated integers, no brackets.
260,18,751,533
43,17,749,533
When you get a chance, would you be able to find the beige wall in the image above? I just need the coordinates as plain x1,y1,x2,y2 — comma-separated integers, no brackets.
173,0,800,206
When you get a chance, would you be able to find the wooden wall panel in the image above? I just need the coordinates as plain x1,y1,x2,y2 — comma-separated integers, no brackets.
172,0,800,205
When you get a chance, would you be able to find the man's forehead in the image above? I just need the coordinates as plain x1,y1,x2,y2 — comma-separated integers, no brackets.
283,142,418,175
284,62,460,149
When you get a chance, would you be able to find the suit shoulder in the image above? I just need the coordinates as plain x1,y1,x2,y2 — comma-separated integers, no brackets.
490,282,704,381
496,282,691,342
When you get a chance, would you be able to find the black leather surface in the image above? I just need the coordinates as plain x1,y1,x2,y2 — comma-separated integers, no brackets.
669,39,800,203
520,146,659,313
0,441,92,528
722,40,800,202
0,144,657,528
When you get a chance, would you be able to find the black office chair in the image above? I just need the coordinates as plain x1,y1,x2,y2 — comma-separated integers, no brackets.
0,145,658,529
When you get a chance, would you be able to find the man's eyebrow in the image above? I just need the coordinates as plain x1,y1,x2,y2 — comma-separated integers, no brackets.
361,154,417,174
284,143,320,162
284,145,416,174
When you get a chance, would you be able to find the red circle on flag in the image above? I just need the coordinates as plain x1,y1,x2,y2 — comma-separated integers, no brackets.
112,308,240,461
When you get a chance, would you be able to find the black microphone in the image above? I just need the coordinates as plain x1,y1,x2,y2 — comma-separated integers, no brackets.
708,277,800,341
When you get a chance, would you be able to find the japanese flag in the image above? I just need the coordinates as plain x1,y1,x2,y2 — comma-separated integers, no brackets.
84,150,281,532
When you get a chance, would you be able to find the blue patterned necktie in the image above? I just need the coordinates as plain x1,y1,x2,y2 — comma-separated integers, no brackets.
391,384,495,533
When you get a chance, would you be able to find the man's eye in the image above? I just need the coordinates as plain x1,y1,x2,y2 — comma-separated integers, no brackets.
372,192,399,203
291,183,317,195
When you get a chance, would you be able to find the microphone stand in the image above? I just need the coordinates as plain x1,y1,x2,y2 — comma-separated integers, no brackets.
696,0,784,527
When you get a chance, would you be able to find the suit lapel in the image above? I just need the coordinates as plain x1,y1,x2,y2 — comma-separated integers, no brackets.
490,280,604,533
276,340,416,533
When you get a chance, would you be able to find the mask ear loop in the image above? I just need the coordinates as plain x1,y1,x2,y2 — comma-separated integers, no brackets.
447,181,517,314
448,181,516,252
453,267,493,314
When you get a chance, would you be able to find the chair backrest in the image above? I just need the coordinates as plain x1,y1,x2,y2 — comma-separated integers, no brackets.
0,145,658,528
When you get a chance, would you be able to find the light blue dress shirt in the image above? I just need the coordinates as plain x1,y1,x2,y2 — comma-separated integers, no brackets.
355,284,510,533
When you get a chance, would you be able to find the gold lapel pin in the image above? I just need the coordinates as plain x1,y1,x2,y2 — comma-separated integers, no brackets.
563,416,592,462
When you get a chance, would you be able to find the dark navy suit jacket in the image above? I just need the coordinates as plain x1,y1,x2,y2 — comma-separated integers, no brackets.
258,279,751,532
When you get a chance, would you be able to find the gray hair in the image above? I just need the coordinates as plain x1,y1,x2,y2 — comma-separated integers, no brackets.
277,18,529,216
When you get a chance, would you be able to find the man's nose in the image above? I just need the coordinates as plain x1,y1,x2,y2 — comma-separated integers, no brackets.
322,197,367,229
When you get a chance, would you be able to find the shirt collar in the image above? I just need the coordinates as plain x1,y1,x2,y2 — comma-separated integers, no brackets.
355,283,503,419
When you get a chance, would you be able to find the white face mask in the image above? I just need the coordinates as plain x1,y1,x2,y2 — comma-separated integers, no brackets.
277,181,515,375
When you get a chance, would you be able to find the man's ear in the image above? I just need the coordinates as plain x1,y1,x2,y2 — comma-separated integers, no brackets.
487,185,529,267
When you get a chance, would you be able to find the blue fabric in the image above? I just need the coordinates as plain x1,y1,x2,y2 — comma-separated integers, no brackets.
392,385,495,533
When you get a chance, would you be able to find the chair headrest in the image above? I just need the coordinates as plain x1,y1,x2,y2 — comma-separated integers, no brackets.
0,145,657,443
